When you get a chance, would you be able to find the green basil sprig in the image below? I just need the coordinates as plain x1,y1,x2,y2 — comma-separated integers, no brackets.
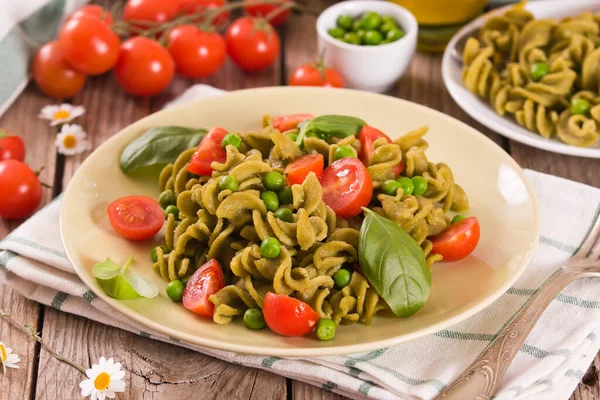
358,209,431,317
295,115,366,146
93,257,159,299
120,126,207,174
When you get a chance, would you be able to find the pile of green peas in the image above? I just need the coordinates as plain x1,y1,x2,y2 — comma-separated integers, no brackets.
328,11,405,46
381,175,428,197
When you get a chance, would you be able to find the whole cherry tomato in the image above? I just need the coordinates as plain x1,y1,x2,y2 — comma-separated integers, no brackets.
0,130,25,161
167,25,226,79
289,61,344,88
124,0,179,26
32,41,86,99
320,158,373,218
114,37,175,97
107,196,165,240
431,217,481,262
0,160,43,220
243,0,291,27
178,0,230,26
225,17,280,72
70,5,114,25
263,293,320,336
58,15,120,75
182,259,225,318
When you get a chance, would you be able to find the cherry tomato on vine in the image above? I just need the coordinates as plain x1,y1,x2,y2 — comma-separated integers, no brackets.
107,196,165,240
58,15,120,75
123,0,179,26
32,41,86,99
0,131,25,162
0,160,43,220
114,37,175,97
178,0,230,26
289,62,344,88
70,5,114,25
243,0,291,27
430,217,481,262
263,293,320,336
225,17,280,72
167,25,226,79
182,259,225,318
320,158,373,218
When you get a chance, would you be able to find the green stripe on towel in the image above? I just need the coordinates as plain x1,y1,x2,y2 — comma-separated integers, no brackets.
50,292,68,310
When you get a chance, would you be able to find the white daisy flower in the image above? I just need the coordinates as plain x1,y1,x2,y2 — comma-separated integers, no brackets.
39,104,85,126
55,124,90,156
0,342,21,373
80,357,126,400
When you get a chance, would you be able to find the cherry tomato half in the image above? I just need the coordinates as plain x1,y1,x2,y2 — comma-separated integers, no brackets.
0,160,42,220
178,0,230,26
0,131,25,161
289,62,344,88
182,259,225,318
107,196,165,240
431,217,481,262
263,293,320,336
124,0,179,26
357,125,404,176
284,154,324,186
58,15,120,75
32,41,86,99
114,37,175,97
167,25,226,79
243,0,291,27
187,127,228,176
70,5,114,25
272,113,313,132
225,17,280,72
320,158,373,218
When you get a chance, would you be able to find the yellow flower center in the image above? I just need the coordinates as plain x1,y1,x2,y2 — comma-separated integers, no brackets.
63,135,77,149
0,344,6,361
53,110,70,119
94,372,111,391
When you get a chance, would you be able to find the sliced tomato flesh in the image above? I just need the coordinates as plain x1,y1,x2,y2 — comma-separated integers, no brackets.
182,259,225,318
272,113,313,132
187,126,228,176
431,217,481,262
107,195,165,241
284,153,324,186
320,158,373,218
263,292,320,337
357,125,404,177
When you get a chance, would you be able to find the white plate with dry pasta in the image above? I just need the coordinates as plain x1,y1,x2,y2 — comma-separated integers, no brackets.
442,0,600,158
60,87,539,356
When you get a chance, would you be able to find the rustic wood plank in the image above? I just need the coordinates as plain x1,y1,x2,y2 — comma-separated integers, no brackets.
572,354,600,400
292,383,345,400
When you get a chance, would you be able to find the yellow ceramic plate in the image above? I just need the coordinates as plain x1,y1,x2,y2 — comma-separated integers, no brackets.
60,87,540,356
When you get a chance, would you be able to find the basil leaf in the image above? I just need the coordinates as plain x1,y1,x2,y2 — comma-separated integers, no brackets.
96,274,140,299
295,115,366,146
358,209,431,317
93,257,158,299
123,269,159,298
92,257,121,279
120,126,207,174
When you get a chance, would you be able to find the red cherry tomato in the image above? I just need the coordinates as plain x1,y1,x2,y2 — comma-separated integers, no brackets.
58,15,120,75
320,158,373,218
32,41,86,99
70,5,114,25
0,160,42,220
431,217,481,262
0,131,25,161
114,37,175,97
178,0,230,26
284,154,324,186
243,0,291,27
167,25,226,79
357,125,404,176
124,0,179,26
225,17,280,72
107,196,165,241
263,293,320,336
272,113,313,132
289,62,344,88
182,259,225,318
187,127,228,176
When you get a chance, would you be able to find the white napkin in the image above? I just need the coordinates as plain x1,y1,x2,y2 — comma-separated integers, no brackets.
2,85,600,400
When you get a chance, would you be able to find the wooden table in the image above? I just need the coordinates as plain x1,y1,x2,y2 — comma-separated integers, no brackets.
2,1,600,398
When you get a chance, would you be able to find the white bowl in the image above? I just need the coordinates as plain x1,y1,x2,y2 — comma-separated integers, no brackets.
316,0,418,93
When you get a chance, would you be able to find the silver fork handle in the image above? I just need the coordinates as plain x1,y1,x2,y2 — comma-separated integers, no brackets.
437,268,581,400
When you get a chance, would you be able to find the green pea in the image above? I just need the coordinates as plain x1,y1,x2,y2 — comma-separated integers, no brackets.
333,269,352,289
381,179,402,196
380,22,396,35
364,30,383,46
218,175,238,192
328,27,346,39
333,145,355,161
315,318,336,341
260,191,279,212
381,15,397,26
158,190,177,209
278,186,293,205
274,207,294,223
260,237,281,259
529,62,550,82
221,133,242,150
264,171,284,191
411,176,428,196
164,205,179,219
181,275,191,286
397,177,414,195
360,11,382,30
451,214,466,224
336,14,354,30
166,280,184,302
150,245,169,262
243,308,266,330
352,19,362,32
343,32,361,45
287,133,298,142
356,29,367,42
386,28,405,42
570,98,592,115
